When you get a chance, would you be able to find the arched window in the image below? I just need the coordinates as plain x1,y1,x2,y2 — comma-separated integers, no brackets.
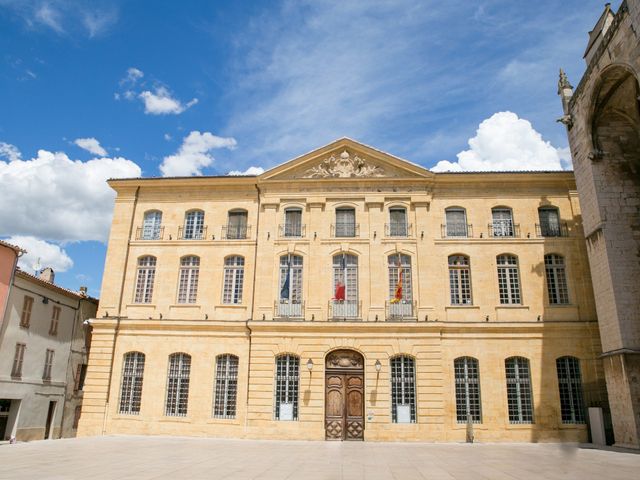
454,357,481,423
497,254,521,304
177,256,200,304
491,207,515,237
223,256,245,304
283,208,303,237
183,210,205,240
448,255,472,305
142,210,162,240
545,254,569,304
538,207,562,237
556,356,586,424
331,254,358,318
445,207,468,237
388,207,408,237
119,352,145,415
134,256,156,303
226,209,248,239
505,357,533,424
278,255,303,318
274,354,299,421
390,355,416,423
165,353,191,417
334,208,356,237
214,354,239,419
388,254,413,319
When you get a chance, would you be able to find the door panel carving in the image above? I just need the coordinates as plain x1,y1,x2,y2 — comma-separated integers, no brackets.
325,350,364,441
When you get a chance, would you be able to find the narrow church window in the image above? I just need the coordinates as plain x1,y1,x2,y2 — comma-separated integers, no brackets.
448,255,472,305
274,355,299,421
390,355,416,423
454,357,482,423
214,354,238,419
119,352,145,415
134,256,156,303
497,255,521,304
545,254,569,304
165,353,191,417
177,256,200,304
556,356,585,424
505,357,534,424
223,256,244,304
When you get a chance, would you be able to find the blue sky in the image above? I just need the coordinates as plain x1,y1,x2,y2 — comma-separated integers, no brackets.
0,0,617,297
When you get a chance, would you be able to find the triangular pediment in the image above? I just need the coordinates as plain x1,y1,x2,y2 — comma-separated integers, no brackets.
259,138,432,181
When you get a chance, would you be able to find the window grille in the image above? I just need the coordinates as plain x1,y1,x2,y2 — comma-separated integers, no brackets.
274,355,299,420
445,208,468,237
20,296,33,328
556,356,585,424
223,256,245,304
284,209,303,237
177,256,200,303
134,256,156,303
183,210,205,239
538,208,561,236
390,355,416,423
335,208,356,237
279,255,303,307
448,255,472,305
227,210,248,239
11,343,26,377
119,352,145,415
214,354,239,419
505,357,534,423
49,306,61,336
389,208,408,236
332,254,358,317
165,353,191,417
43,349,54,381
545,254,569,304
492,208,514,237
497,254,521,304
454,357,482,423
142,210,162,240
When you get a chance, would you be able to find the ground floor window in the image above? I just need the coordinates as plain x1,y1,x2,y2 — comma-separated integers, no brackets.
454,357,482,423
274,355,299,421
390,355,416,423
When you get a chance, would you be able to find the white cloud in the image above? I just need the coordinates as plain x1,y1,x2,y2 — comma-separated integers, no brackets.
34,2,64,33
6,235,73,273
139,87,198,115
74,137,107,156
431,111,566,172
228,166,264,176
163,133,172,141
0,148,141,242
160,131,237,177
82,9,118,38
0,142,22,162
120,67,144,86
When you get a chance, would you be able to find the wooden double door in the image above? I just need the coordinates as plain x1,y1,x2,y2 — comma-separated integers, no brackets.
325,350,364,441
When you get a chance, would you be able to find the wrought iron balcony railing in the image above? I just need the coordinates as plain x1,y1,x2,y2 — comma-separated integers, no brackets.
441,224,473,238
385,223,412,237
279,224,306,238
328,300,361,320
386,300,417,320
535,222,569,237
488,222,520,238
274,300,305,319
222,225,251,240
136,226,164,240
331,223,359,238
177,225,208,240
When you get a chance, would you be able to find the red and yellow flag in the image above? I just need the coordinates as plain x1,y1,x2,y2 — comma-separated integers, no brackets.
391,256,402,303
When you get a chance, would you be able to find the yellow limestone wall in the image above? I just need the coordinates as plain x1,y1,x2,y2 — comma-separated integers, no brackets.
78,140,605,442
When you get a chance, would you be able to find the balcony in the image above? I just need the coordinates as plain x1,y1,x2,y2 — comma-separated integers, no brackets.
441,224,473,238
331,223,359,238
136,226,164,240
279,224,306,238
488,222,520,238
328,300,361,320
274,301,304,319
177,225,208,240
385,223,412,237
386,300,417,321
536,222,569,237
222,225,251,240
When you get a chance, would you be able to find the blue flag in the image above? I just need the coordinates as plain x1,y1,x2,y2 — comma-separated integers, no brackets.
280,261,290,299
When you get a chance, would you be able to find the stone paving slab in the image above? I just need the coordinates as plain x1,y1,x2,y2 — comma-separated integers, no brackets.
0,436,638,480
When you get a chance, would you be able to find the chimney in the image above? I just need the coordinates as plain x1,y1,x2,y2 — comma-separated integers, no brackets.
79,286,88,296
38,267,55,284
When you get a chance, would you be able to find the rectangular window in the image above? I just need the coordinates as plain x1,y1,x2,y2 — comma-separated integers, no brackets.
539,208,561,237
11,343,26,377
177,256,200,304
284,209,303,237
43,349,55,381
497,255,521,304
448,256,472,305
390,356,416,423
556,357,586,424
445,209,468,237
119,352,145,415
274,355,299,420
134,256,156,303
20,296,33,328
491,208,514,237
222,256,244,304
49,306,61,336
454,357,481,423
165,353,191,417
335,208,356,237
389,208,408,237
213,355,239,419
227,211,248,239
505,357,534,424
545,254,569,304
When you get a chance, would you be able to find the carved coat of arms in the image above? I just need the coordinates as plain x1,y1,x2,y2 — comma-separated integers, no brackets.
302,150,386,178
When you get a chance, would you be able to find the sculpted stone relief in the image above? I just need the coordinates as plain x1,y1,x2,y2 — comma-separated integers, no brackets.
302,150,387,178
326,350,364,369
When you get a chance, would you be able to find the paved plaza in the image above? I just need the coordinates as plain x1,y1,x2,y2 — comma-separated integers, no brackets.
0,436,639,480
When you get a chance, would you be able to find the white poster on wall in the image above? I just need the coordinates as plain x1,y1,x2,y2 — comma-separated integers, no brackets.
396,404,411,424
279,402,294,421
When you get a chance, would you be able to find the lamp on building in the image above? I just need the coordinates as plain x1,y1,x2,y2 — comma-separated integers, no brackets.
375,359,382,372
306,358,314,372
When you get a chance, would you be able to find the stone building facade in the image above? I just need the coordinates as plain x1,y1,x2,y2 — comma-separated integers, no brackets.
558,0,640,449
78,138,606,442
